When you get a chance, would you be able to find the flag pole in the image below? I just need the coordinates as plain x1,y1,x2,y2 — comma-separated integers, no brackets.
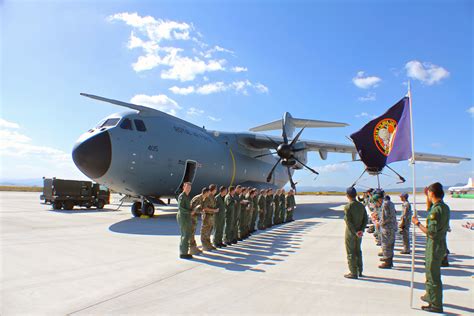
408,80,417,308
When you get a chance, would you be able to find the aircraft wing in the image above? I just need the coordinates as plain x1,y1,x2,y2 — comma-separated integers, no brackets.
239,133,470,164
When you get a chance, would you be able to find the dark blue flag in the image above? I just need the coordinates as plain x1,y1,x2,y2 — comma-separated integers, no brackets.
350,97,412,173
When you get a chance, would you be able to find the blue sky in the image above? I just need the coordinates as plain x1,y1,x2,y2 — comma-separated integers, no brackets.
1,0,472,189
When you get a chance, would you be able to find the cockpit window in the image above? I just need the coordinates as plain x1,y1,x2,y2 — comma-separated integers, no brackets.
99,118,120,128
134,119,147,132
120,118,134,130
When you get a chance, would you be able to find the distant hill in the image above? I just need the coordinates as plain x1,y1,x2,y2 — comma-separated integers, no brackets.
0,178,43,187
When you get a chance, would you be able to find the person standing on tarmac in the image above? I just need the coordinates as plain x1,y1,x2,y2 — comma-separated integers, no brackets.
213,186,228,248
343,187,368,279
233,185,242,243
177,182,194,259
257,189,267,230
376,195,398,269
399,193,412,254
201,184,219,251
285,189,296,222
273,189,281,224
224,186,236,246
279,189,286,224
189,188,210,255
265,189,274,228
250,189,259,234
412,182,450,314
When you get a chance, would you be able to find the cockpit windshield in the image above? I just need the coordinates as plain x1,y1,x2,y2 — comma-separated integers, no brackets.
99,118,120,128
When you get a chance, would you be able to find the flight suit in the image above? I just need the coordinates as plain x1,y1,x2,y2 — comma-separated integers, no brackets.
250,195,259,232
285,194,296,222
380,200,398,262
190,194,206,253
201,195,216,250
279,194,286,223
177,192,192,255
273,194,281,224
265,194,274,227
400,201,412,253
238,194,249,239
424,201,450,310
224,194,235,244
233,194,242,241
213,194,226,246
257,194,266,229
344,200,368,276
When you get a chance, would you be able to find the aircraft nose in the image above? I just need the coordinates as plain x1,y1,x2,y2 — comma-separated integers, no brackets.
72,131,112,179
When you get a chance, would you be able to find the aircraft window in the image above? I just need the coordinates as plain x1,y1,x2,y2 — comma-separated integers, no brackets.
120,118,134,130
100,118,120,127
134,119,147,132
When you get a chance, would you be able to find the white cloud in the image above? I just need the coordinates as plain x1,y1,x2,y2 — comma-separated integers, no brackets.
187,107,204,116
319,163,350,172
467,106,474,117
202,45,234,58
352,71,381,89
161,57,226,82
358,92,376,102
169,85,195,95
231,66,248,73
130,94,182,116
355,112,376,119
168,80,269,95
207,116,221,122
0,118,20,129
405,60,450,85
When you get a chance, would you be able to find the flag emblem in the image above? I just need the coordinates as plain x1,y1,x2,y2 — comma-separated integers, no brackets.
374,118,398,156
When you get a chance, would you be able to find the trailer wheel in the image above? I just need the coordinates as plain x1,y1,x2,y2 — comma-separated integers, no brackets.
53,201,62,210
143,202,155,217
131,202,142,217
96,199,105,209
63,201,75,210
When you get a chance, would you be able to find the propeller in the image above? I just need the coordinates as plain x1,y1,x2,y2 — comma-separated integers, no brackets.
262,116,319,187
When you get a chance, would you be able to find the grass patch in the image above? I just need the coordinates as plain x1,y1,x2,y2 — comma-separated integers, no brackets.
0,186,43,192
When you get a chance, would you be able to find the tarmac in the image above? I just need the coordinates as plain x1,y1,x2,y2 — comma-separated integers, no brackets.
0,192,472,315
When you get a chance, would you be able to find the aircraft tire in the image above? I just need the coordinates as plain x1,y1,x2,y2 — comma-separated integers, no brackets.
144,203,155,217
131,202,142,217
63,201,75,210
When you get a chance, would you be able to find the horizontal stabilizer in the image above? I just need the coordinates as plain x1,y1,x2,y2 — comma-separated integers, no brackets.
249,112,348,138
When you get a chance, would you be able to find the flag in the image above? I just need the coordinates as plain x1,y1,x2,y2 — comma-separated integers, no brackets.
350,97,412,172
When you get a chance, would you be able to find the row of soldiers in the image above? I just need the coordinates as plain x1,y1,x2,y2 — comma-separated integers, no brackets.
176,182,297,259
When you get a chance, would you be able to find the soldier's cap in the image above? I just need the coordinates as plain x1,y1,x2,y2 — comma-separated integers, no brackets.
346,186,357,197
400,193,409,199
372,194,382,202
384,195,391,201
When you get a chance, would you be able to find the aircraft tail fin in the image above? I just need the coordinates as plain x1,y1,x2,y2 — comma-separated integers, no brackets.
468,178,473,187
249,112,348,138
80,93,164,116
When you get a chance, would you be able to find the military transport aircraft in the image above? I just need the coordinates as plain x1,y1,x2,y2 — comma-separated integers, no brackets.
72,93,470,217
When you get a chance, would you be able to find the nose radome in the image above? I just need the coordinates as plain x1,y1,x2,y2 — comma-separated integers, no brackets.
72,131,111,179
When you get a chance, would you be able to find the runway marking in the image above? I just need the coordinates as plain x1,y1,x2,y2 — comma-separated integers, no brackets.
67,265,200,315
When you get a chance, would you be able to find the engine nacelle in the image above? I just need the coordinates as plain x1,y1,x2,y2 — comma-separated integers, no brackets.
293,150,307,170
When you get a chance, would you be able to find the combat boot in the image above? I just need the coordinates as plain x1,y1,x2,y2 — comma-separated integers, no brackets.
378,258,393,269
179,254,193,259
421,305,443,313
189,246,202,255
441,256,449,267
344,273,358,279
400,250,411,254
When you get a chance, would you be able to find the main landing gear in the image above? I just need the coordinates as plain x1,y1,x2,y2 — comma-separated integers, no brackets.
131,199,155,217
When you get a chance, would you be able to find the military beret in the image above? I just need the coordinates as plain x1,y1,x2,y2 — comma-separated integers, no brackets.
346,186,357,196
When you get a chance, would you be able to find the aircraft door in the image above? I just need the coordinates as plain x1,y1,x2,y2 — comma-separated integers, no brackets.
175,160,197,195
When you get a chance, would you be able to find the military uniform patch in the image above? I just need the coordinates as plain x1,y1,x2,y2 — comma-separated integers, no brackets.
429,213,436,220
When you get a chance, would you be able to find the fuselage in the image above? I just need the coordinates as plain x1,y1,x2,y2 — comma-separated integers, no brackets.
72,111,290,198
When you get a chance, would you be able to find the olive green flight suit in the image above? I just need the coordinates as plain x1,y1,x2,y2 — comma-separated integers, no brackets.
224,193,235,243
234,194,242,240
177,192,192,255
424,201,450,310
239,194,249,238
279,194,286,223
265,194,274,227
250,195,259,232
213,193,226,246
344,200,368,276
273,194,281,224
257,194,266,229
285,194,296,222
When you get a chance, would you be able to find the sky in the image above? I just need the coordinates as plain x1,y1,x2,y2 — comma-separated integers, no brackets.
1,0,473,189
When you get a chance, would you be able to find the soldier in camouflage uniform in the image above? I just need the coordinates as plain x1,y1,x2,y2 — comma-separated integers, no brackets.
250,189,259,233
399,193,412,254
177,182,194,259
273,189,281,224
233,185,242,242
285,189,296,222
189,187,210,255
279,189,286,223
265,189,274,227
257,189,267,229
213,186,228,248
201,184,219,251
375,194,398,268
224,186,236,245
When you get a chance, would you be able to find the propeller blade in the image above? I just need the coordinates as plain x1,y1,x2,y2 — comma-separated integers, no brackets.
287,166,296,190
266,157,282,182
254,151,277,159
294,157,319,175
282,119,288,144
290,125,306,146
265,136,280,149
